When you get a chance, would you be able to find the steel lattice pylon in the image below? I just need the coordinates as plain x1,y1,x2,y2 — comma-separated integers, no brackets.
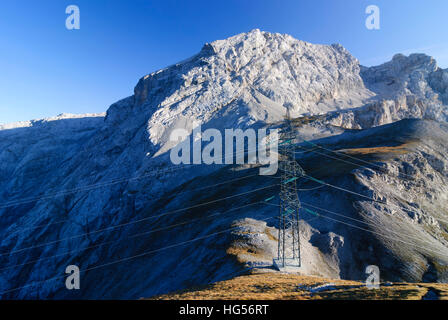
274,108,305,269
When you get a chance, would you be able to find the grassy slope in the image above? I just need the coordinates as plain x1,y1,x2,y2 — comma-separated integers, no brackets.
150,271,448,300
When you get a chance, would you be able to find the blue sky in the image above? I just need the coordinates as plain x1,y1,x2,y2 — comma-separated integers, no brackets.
0,0,447,124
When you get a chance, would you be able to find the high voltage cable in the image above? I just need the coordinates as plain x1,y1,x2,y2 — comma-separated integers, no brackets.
300,140,416,180
0,184,279,257
6,214,326,297
302,175,380,201
0,215,276,296
0,137,281,210
265,176,327,192
310,208,448,259
0,200,265,272
295,145,412,181
268,120,416,181
4,172,260,237
2,138,279,234
301,174,448,225
288,139,448,226
264,201,448,259
299,201,442,249
295,146,320,154
274,149,448,226
277,166,448,227
0,163,195,209
296,185,326,191
7,219,69,237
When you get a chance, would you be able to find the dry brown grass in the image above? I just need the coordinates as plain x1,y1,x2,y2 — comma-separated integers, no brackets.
340,143,415,156
226,247,271,263
149,272,448,300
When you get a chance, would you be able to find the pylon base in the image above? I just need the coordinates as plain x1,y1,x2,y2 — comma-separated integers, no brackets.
273,258,303,273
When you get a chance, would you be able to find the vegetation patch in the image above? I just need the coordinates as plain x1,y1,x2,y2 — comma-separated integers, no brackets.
150,272,448,300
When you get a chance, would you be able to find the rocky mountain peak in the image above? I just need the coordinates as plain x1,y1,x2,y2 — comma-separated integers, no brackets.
129,30,371,151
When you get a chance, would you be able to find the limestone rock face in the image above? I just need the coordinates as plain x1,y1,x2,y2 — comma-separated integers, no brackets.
129,29,373,154
358,53,448,126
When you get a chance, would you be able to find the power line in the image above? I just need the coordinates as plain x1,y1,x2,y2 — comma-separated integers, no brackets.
266,177,326,192
0,135,280,211
310,208,448,259
0,200,265,272
296,185,326,191
300,140,416,180
0,163,195,209
1,142,280,258
0,215,276,296
4,172,260,238
265,201,448,259
301,174,448,225
6,219,69,238
296,146,384,174
288,139,448,226
299,201,444,249
0,184,279,257
268,124,448,227
0,135,282,251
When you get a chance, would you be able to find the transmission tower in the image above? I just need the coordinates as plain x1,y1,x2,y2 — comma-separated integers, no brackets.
274,108,305,270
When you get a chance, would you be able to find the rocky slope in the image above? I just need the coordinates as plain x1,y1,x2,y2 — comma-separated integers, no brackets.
225,119,448,283
0,30,447,299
